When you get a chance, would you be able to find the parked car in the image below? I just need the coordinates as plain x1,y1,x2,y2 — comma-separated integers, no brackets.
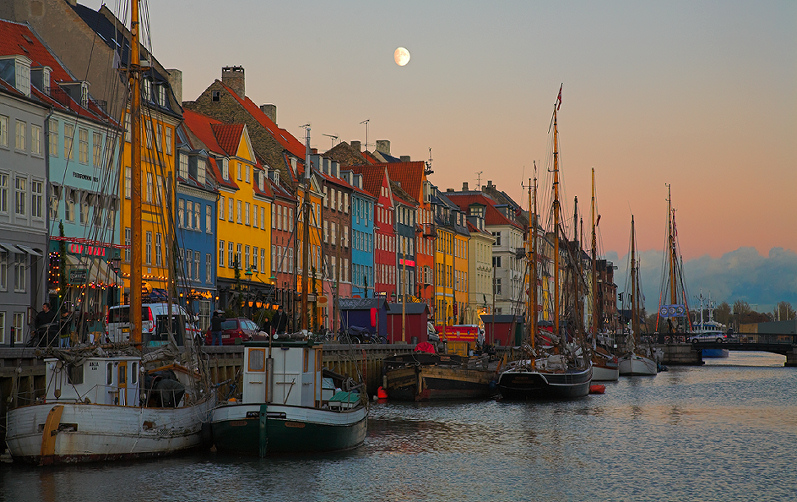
106,303,201,346
204,318,261,345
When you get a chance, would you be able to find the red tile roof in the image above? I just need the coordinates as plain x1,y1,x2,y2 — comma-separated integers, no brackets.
445,193,524,230
210,123,244,157
183,109,239,190
345,165,388,199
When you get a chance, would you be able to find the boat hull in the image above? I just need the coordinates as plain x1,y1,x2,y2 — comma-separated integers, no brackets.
383,354,498,401
591,363,620,381
211,402,367,456
702,348,729,358
618,354,657,376
498,365,593,400
5,398,214,465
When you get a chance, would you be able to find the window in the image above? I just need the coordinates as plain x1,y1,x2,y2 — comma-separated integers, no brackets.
261,207,265,231
245,245,250,269
159,85,167,107
323,186,328,207
65,189,75,222
78,128,88,163
228,242,234,268
13,312,24,345
222,158,229,180
218,240,225,267
245,202,250,225
125,167,131,199
0,312,4,344
492,232,501,246
494,278,501,295
219,196,225,220
179,153,188,179
64,124,74,159
145,231,152,265
245,164,250,183
194,202,200,230
31,180,42,218
156,175,164,205
206,254,212,284
125,228,131,263
31,125,41,156
15,120,25,151
0,174,7,213
165,126,172,155
145,120,153,148
124,113,131,143
155,233,162,266
49,185,59,220
79,193,89,225
14,177,26,216
156,123,163,151
253,204,258,229
0,115,7,147
206,205,212,233
0,252,6,290
178,199,185,227
197,159,206,185
237,162,242,181
47,118,57,156
228,198,233,222
186,200,193,229
14,255,25,292
92,131,102,166
194,251,200,281
183,249,190,280
277,206,282,231
236,244,242,269
146,172,153,203
260,248,265,275
236,200,242,224
212,90,220,101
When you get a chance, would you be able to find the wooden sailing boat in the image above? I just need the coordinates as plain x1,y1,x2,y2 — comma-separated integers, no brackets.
656,184,692,336
5,0,215,464
618,215,657,376
497,89,592,399
589,169,619,381
209,127,367,456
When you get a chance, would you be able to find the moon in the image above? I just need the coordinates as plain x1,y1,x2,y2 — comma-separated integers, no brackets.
394,47,410,66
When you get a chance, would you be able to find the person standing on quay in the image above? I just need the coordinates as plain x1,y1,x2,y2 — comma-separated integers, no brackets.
273,305,288,335
210,311,225,346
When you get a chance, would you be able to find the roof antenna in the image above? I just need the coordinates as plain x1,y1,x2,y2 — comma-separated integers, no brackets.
425,147,434,175
359,119,370,151
322,133,338,148
475,171,483,190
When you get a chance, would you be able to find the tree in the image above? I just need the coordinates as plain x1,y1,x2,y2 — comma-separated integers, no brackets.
715,302,731,325
774,301,796,321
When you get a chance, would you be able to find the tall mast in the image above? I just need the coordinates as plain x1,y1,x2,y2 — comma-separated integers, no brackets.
591,167,598,337
527,174,537,348
129,0,142,347
667,184,677,306
301,127,311,331
552,105,561,339
631,215,639,338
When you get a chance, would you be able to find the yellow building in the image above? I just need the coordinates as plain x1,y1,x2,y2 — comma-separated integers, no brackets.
454,231,470,324
434,226,455,326
182,110,273,312
119,92,180,297
294,164,324,330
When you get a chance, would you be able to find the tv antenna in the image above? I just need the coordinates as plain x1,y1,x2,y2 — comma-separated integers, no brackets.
425,147,434,175
360,119,370,151
475,171,483,190
322,133,338,148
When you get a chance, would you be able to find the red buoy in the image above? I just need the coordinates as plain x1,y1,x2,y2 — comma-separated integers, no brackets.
589,384,606,394
377,386,388,399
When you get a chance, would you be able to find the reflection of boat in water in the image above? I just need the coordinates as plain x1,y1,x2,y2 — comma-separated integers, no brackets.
383,350,499,401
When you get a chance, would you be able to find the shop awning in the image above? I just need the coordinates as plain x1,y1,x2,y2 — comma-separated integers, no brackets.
15,244,43,256
65,254,122,286
0,243,22,253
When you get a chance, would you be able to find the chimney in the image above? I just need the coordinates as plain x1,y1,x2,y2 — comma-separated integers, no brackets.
221,66,245,98
446,188,454,193
462,182,469,191
376,140,390,155
166,68,182,104
351,141,361,152
260,104,277,124
400,155,410,162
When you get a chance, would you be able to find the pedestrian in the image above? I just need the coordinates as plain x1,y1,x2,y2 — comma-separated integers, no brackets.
59,310,73,348
35,302,57,346
273,305,288,335
210,311,224,346
261,315,272,337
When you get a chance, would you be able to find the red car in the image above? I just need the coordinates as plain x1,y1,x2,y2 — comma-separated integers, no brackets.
204,318,261,345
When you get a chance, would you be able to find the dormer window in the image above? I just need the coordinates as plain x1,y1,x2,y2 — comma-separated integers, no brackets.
143,79,151,101
179,152,188,179
197,158,206,185
222,158,229,180
158,85,167,107
80,82,88,108
30,66,51,95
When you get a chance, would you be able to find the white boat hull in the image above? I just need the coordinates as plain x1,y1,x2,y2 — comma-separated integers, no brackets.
591,364,620,381
6,398,214,465
618,354,657,376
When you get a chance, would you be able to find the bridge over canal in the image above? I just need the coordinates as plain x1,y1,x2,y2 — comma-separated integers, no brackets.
653,332,797,366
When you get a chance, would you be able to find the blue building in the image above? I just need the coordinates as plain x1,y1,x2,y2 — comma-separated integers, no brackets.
343,170,374,299
175,124,218,330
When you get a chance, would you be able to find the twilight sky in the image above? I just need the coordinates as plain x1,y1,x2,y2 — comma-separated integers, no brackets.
83,1,796,309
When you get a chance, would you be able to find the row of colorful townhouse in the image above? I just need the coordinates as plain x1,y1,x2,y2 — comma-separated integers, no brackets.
0,3,618,345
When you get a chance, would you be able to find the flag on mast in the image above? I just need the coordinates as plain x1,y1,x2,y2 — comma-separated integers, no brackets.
557,84,563,110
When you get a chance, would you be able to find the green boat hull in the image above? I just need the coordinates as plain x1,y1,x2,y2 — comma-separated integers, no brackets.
212,403,367,456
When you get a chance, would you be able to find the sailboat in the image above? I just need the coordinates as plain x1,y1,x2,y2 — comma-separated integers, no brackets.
209,127,368,456
5,0,215,465
497,90,592,400
589,168,619,381
618,215,658,376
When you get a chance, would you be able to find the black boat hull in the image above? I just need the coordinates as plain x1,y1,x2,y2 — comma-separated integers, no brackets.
498,365,592,400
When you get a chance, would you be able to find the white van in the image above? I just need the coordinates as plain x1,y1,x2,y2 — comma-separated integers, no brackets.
105,303,201,346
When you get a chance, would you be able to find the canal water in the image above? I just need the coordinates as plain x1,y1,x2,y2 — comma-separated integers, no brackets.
2,352,795,501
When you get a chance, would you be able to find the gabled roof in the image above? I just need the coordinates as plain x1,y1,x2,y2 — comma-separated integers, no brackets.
390,180,418,208
216,80,306,159
324,142,368,166
445,192,524,230
211,123,245,157
345,165,388,200
182,109,239,190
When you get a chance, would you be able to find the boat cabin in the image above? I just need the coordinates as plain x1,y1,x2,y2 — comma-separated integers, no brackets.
242,341,324,408
44,356,141,406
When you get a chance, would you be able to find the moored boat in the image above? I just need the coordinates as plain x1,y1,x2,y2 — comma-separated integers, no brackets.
592,347,620,381
383,351,499,401
210,339,367,456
